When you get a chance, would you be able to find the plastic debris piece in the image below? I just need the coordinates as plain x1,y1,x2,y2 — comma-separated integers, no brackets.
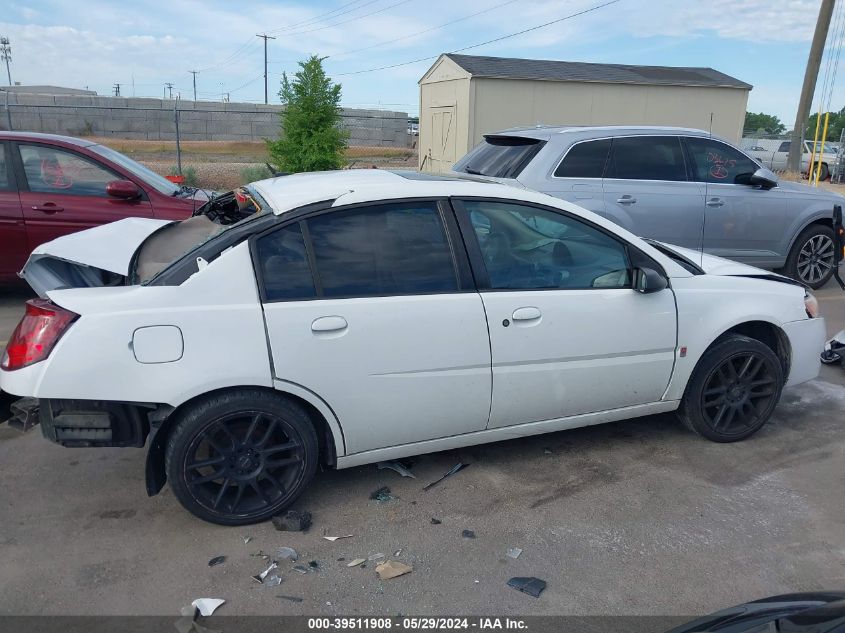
174,617,196,633
347,558,366,567
375,560,413,580
252,561,278,584
277,595,304,603
308,560,319,569
430,517,442,525
323,535,353,542
266,575,283,587
271,510,312,532
423,462,469,491
208,556,226,567
377,461,416,478
507,548,523,559
462,530,476,539
242,536,253,544
393,549,402,557
276,547,298,561
292,565,309,574
507,577,546,598
191,598,226,616
180,605,198,618
369,486,394,502
368,553,385,561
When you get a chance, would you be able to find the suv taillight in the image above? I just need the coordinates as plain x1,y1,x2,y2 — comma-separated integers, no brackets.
1,299,78,371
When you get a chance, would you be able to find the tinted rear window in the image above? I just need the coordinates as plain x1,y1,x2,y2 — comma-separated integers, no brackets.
454,136,545,178
554,138,611,178
606,136,687,181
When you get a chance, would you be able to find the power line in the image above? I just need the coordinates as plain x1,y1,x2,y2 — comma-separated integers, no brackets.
267,0,380,35
336,0,623,76
327,0,519,60
279,0,414,37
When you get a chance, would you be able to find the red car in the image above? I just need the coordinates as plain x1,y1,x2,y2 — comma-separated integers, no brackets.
0,132,202,282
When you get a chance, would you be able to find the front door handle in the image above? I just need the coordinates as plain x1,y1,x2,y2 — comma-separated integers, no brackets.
512,306,542,321
616,195,636,205
311,316,348,333
706,198,725,207
31,203,64,213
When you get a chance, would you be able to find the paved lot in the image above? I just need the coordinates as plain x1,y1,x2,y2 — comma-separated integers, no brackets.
0,281,843,616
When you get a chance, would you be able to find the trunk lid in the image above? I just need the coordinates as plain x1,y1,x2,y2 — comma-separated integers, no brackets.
20,217,173,298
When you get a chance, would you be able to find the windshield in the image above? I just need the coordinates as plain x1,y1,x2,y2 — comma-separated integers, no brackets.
88,143,180,196
453,136,545,178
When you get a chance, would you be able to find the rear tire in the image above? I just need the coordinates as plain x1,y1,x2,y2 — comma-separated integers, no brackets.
165,389,318,526
784,224,835,289
677,334,784,442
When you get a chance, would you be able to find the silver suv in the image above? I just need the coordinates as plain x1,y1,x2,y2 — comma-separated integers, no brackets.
452,126,843,288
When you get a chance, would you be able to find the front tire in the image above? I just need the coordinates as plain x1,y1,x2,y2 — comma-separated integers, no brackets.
678,335,784,442
165,390,318,525
784,224,836,289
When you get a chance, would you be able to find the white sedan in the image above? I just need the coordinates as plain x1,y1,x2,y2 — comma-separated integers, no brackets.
0,170,826,525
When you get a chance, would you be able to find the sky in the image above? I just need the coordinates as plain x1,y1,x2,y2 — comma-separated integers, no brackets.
1,0,843,130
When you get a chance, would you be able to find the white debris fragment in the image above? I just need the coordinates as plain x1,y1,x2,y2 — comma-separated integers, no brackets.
191,598,225,617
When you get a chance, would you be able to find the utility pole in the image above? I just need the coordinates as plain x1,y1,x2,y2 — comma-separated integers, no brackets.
788,0,836,172
165,82,174,99
113,83,121,96
256,33,276,104
188,70,198,101
0,37,11,86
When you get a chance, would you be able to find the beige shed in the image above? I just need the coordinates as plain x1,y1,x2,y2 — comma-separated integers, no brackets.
418,53,752,173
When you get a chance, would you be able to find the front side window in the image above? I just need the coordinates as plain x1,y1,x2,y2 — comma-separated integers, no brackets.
0,144,12,191
605,136,687,182
19,144,119,196
255,223,316,301
685,138,759,184
778,141,791,152
554,138,611,178
463,200,631,290
306,202,458,297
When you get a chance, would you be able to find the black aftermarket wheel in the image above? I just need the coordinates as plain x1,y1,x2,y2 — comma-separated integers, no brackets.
165,390,318,525
678,334,784,442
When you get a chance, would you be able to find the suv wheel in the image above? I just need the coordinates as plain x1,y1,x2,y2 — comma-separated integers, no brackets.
678,334,784,442
165,390,318,525
784,224,836,289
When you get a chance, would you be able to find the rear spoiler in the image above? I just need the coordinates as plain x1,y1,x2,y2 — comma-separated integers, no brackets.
834,205,845,290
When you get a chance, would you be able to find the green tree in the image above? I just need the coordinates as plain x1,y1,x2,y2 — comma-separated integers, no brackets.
267,55,348,173
743,111,786,136
806,107,845,144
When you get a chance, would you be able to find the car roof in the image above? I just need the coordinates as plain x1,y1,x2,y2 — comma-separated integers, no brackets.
0,131,99,147
487,125,715,141
251,169,532,214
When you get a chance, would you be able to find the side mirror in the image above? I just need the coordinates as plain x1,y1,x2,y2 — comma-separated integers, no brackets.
749,167,778,189
106,179,142,199
634,267,668,294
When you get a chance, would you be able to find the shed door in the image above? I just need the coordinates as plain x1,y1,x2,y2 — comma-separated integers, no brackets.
430,106,457,173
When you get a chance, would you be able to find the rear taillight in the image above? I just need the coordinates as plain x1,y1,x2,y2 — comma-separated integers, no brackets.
1,299,78,371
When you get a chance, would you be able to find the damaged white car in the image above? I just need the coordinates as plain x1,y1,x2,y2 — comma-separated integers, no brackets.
0,170,828,525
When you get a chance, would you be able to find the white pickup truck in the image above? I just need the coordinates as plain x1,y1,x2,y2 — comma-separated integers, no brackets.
742,139,839,180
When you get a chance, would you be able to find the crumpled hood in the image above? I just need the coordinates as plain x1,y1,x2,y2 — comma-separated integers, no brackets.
658,242,796,279
20,217,173,297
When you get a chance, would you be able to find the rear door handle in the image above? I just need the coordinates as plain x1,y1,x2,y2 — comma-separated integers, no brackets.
311,316,348,333
31,203,64,213
616,195,636,204
706,198,725,207
512,306,542,321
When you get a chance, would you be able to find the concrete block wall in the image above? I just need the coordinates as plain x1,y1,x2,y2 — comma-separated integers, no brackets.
0,93,410,147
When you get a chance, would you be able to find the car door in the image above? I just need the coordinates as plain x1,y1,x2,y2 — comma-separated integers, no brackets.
13,142,154,251
601,135,706,250
684,136,788,265
544,137,610,216
454,199,677,429
0,141,28,280
257,200,492,454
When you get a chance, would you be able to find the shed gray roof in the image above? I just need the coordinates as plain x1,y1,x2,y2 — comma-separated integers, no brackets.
444,54,752,90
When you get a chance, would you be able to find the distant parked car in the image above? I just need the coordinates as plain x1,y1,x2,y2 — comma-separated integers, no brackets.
0,132,205,283
452,126,844,288
744,138,838,180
